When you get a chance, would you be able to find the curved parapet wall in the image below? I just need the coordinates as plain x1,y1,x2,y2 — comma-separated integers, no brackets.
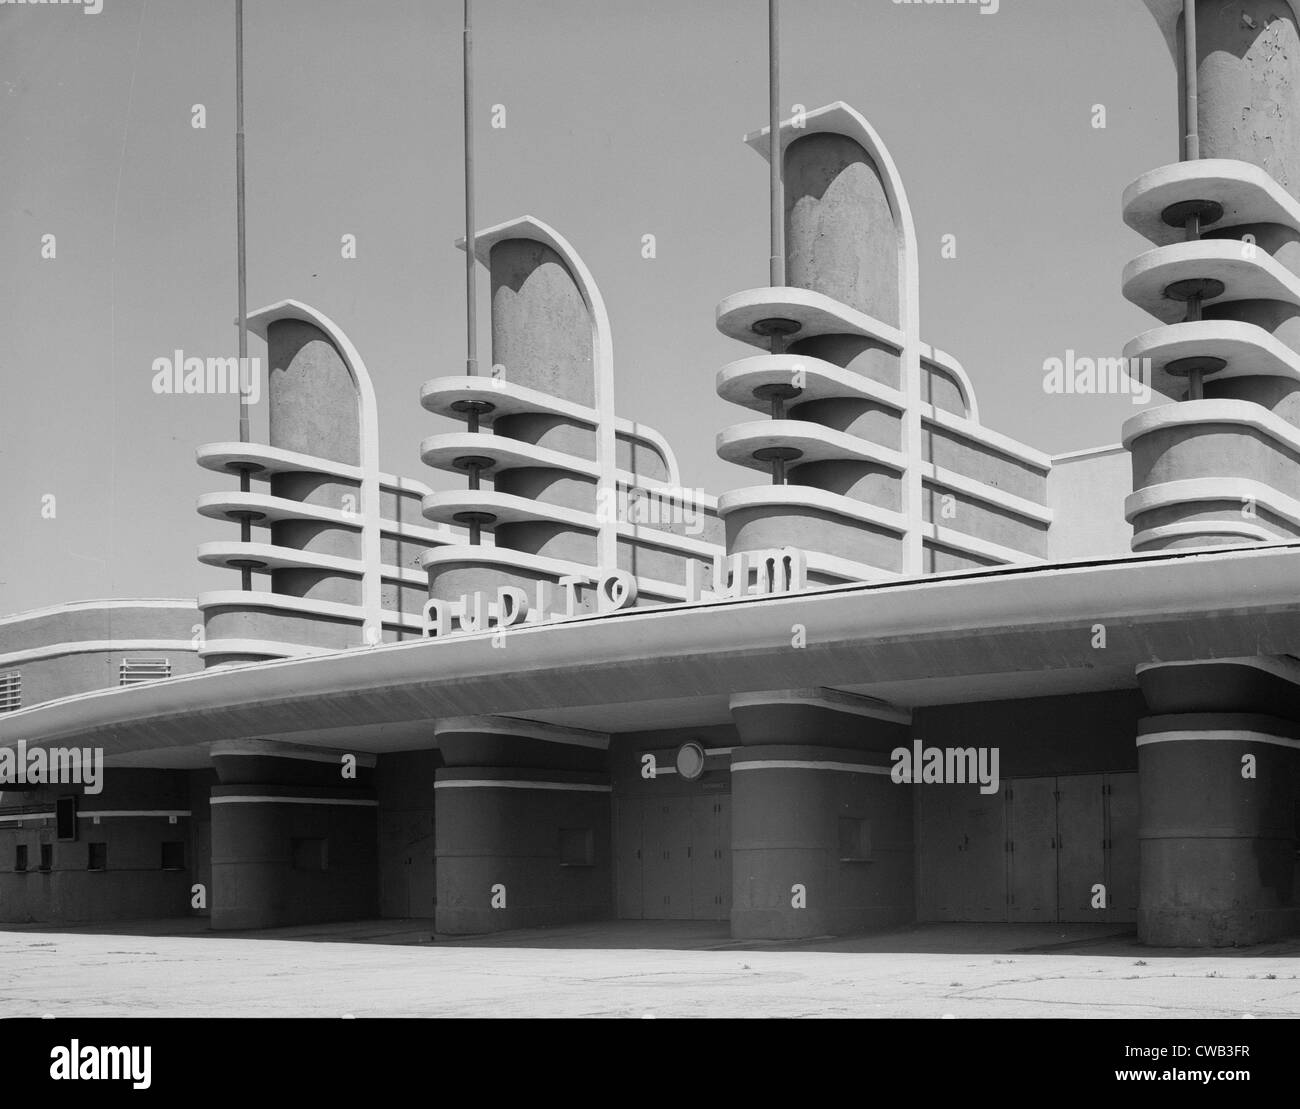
715,102,1050,582
196,301,453,664
1123,1,1300,552
0,600,202,712
421,216,727,619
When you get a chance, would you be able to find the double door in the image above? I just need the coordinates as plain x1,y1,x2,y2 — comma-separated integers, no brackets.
919,773,1137,924
616,794,731,920
1006,774,1137,923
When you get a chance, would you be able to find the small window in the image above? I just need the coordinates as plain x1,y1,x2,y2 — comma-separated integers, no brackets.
0,671,20,713
87,842,107,871
838,818,872,862
559,827,594,867
56,796,77,842
14,845,27,873
291,837,327,871
160,841,185,870
119,657,171,686
38,844,52,872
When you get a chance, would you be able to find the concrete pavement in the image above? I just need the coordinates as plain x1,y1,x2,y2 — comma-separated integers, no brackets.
1,920,1296,1018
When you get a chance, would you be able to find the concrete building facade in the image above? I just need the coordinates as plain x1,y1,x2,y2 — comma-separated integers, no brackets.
4,15,1300,947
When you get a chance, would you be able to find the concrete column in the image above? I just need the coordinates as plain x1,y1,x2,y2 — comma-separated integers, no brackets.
731,743,912,939
728,690,914,940
433,717,611,935
1136,660,1300,946
434,767,611,934
1185,0,1300,202
208,740,377,931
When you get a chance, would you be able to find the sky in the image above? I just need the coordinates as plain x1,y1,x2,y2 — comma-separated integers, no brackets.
0,0,1178,614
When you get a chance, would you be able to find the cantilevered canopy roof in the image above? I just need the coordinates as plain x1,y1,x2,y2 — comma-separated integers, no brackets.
5,545,1300,766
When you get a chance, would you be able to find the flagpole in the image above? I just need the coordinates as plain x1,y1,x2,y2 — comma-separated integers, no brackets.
235,0,252,590
1183,0,1198,162
768,0,784,288
464,0,477,378
753,0,802,487
455,0,495,547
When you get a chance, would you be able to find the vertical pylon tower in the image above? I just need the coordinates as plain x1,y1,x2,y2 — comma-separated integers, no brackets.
713,103,1050,584
1123,0,1300,947
714,103,927,585
1123,0,1300,551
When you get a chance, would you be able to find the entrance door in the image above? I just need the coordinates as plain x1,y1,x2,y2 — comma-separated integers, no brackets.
616,794,731,921
1105,774,1139,923
690,795,731,919
642,797,693,919
1008,777,1057,923
1057,774,1106,922
919,773,1138,924
615,799,644,920
917,784,1007,922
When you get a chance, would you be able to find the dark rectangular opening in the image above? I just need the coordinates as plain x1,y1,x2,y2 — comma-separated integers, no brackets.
38,844,52,872
87,842,107,871
14,845,27,873
55,796,77,842
160,841,184,871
